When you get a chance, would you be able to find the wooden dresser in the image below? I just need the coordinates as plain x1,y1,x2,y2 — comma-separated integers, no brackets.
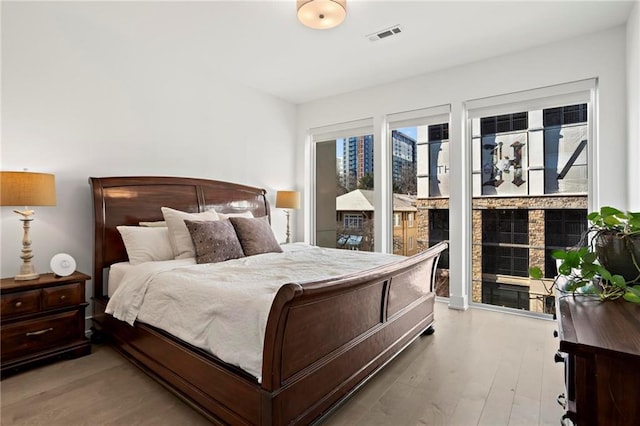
556,294,640,425
1,271,91,378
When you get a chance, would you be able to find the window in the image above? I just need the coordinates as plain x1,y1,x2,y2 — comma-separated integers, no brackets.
427,123,450,197
394,213,401,228
482,246,529,276
344,214,363,230
387,105,450,261
429,209,449,269
481,282,530,310
482,210,528,245
311,118,375,252
469,80,593,315
481,210,529,277
544,209,588,277
544,104,588,194
543,104,588,127
480,112,528,136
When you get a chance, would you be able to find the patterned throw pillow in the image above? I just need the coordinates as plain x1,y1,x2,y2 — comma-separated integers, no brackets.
161,207,220,259
184,219,245,264
229,216,283,256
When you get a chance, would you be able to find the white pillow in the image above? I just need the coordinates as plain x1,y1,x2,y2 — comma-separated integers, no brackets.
161,207,220,259
216,210,254,220
116,226,174,265
139,221,167,227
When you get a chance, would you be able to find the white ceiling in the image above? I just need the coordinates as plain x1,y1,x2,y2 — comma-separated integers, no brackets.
26,0,636,104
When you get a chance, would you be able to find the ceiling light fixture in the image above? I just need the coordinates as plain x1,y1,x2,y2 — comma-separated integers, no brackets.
297,0,346,30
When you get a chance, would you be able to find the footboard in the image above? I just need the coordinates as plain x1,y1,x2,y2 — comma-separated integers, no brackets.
262,241,448,425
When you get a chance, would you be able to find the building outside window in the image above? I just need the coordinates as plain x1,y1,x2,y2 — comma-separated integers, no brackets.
470,102,589,314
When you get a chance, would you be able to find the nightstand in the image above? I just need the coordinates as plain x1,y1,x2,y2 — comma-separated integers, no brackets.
1,271,92,378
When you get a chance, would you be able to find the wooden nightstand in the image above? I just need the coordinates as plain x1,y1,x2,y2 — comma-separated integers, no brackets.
1,271,92,378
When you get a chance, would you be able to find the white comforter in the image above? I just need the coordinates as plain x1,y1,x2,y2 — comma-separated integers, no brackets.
106,243,403,382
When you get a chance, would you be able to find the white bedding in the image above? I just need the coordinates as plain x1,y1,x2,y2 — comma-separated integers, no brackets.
105,243,403,383
107,262,136,297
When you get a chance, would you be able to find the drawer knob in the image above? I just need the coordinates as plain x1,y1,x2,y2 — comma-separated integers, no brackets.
15,301,23,308
60,295,67,301
26,327,54,337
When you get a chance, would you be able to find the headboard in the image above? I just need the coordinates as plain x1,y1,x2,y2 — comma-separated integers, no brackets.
89,176,269,298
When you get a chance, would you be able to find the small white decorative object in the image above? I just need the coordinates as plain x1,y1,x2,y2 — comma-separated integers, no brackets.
50,253,76,277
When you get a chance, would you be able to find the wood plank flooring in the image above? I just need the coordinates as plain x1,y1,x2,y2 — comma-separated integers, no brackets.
1,302,565,425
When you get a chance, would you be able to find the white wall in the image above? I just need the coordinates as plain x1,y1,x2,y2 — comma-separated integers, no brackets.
297,26,630,310
628,2,640,211
1,3,298,301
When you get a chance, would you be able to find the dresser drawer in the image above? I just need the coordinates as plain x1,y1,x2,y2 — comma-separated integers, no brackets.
1,310,81,360
42,283,83,310
1,290,40,318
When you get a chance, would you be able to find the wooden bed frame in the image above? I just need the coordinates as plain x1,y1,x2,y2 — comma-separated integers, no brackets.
89,176,447,425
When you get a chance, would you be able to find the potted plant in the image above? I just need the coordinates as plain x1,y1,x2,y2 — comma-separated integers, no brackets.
530,206,640,303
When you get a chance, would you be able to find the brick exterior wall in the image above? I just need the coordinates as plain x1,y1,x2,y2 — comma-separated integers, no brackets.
416,195,587,311
416,198,449,296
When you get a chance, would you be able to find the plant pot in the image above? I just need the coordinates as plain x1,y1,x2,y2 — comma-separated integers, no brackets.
595,232,640,283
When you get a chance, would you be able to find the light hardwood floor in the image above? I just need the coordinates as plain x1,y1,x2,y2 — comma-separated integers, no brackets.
1,302,565,425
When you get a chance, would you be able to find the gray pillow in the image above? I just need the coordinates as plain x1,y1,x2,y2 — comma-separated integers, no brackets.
185,219,245,264
229,216,283,256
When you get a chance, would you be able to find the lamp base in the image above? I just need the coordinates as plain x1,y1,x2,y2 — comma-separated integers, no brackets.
14,272,40,281
14,213,40,281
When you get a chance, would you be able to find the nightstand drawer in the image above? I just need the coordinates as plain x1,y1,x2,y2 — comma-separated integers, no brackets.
1,290,40,318
1,311,81,360
42,283,82,310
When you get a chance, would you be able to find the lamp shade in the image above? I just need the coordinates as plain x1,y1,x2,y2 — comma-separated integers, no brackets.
0,171,56,206
297,0,346,30
276,191,300,209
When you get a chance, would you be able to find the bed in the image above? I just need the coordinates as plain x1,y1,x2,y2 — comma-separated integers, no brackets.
89,176,447,425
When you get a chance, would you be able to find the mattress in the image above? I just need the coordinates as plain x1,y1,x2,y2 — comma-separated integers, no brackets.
105,243,403,382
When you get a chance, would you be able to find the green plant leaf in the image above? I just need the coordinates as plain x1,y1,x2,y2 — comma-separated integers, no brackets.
629,285,640,294
601,206,623,217
629,217,640,230
583,252,598,264
529,267,543,279
564,251,581,268
611,275,626,288
603,216,622,227
552,250,568,260
623,292,640,303
600,268,613,281
587,212,600,221
558,262,572,276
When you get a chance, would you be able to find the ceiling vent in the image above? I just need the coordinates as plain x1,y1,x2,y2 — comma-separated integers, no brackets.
367,25,402,42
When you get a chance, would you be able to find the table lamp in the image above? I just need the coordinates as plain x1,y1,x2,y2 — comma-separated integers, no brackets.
275,190,300,244
0,171,56,280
